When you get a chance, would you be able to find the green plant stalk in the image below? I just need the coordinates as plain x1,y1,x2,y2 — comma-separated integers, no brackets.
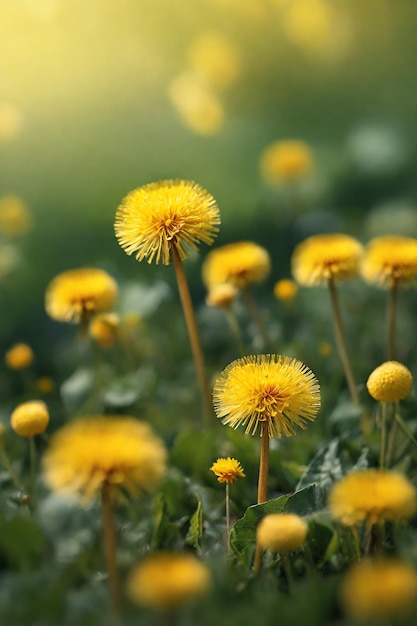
29,437,37,494
225,308,246,356
386,402,399,467
101,482,122,618
171,246,212,420
242,288,270,350
225,483,231,549
365,521,383,556
379,402,388,470
387,282,397,360
327,278,358,405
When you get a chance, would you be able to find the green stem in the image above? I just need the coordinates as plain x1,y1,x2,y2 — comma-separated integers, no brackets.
365,522,383,556
225,308,246,356
387,282,397,360
379,402,388,470
242,288,270,350
101,483,122,619
283,553,295,593
29,437,37,494
386,402,399,467
225,483,231,549
327,278,358,405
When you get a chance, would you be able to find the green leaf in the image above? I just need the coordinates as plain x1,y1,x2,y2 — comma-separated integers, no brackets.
306,514,337,566
60,368,95,413
102,367,154,409
185,493,203,551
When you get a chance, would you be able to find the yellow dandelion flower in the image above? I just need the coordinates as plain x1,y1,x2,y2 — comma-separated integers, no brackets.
213,354,321,438
127,552,211,611
202,241,271,290
115,179,220,266
274,279,298,302
206,283,238,309
42,416,167,501
362,235,417,288
0,195,32,236
35,376,55,394
260,140,313,185
168,73,225,136
209,457,245,484
340,559,417,622
11,400,49,437
89,313,119,348
328,469,417,527
45,268,118,324
367,361,413,403
257,513,308,553
187,32,241,90
5,343,34,369
292,233,363,286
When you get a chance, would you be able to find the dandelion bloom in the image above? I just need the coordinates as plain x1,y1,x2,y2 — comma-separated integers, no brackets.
11,401,49,437
367,361,413,403
206,283,238,309
362,235,417,288
45,268,118,323
202,241,271,290
210,457,245,484
213,354,321,438
115,179,220,265
43,416,167,501
257,513,308,553
0,195,32,236
89,313,119,347
260,140,313,185
340,559,417,622
127,552,211,611
5,343,34,369
328,469,417,526
274,279,298,302
292,233,363,286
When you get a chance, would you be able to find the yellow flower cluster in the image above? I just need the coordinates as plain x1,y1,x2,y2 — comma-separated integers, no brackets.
209,457,245,484
367,361,413,403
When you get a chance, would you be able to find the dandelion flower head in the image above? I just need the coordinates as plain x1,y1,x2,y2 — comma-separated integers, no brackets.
328,469,417,527
115,179,220,265
213,354,321,438
45,268,118,324
127,552,211,611
206,283,238,309
5,342,34,370
202,241,271,290
361,235,417,288
260,139,313,185
257,513,308,553
43,416,167,501
11,400,49,437
209,457,245,484
274,279,298,302
292,233,363,286
367,361,413,403
340,559,417,622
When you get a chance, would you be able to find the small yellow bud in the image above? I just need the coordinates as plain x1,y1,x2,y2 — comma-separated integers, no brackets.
10,401,49,437
5,343,34,370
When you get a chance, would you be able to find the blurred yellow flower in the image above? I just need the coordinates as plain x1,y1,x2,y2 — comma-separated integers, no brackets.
89,313,119,348
115,179,220,265
127,552,211,611
0,195,32,236
35,376,55,394
45,268,118,324
292,233,363,286
187,32,241,90
202,241,271,290
367,361,413,403
5,343,34,369
329,469,417,527
340,559,417,622
213,354,321,438
210,457,245,484
11,400,49,438
257,513,308,553
362,235,417,288
274,279,298,302
168,73,225,135
43,416,167,502
0,102,23,142
206,283,238,309
260,140,313,185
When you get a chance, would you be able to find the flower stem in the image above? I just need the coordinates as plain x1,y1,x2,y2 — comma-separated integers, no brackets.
365,522,383,556
171,246,212,420
254,421,269,574
327,278,358,405
242,288,270,350
29,437,37,494
379,402,388,470
386,402,398,467
101,483,122,619
225,308,246,356
225,483,231,549
387,282,397,360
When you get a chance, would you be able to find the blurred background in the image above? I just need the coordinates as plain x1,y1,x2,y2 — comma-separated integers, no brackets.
1,0,417,366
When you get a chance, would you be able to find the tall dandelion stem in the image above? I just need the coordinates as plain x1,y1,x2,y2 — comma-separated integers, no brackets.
171,246,212,418
225,483,231,548
328,278,358,405
257,421,270,504
380,403,388,470
101,483,122,618
387,282,398,360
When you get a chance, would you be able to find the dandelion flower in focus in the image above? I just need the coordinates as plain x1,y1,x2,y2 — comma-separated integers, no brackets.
260,140,313,185
0,195,32,236
45,268,118,324
292,233,363,286
127,552,211,611
340,559,417,622
274,279,298,302
11,400,49,437
213,354,320,438
115,179,220,266
328,469,417,527
210,457,245,484
367,361,413,403
5,343,34,369
168,73,225,135
89,313,120,348
203,241,271,290
187,32,240,90
257,513,308,553
362,235,417,288
42,416,167,501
